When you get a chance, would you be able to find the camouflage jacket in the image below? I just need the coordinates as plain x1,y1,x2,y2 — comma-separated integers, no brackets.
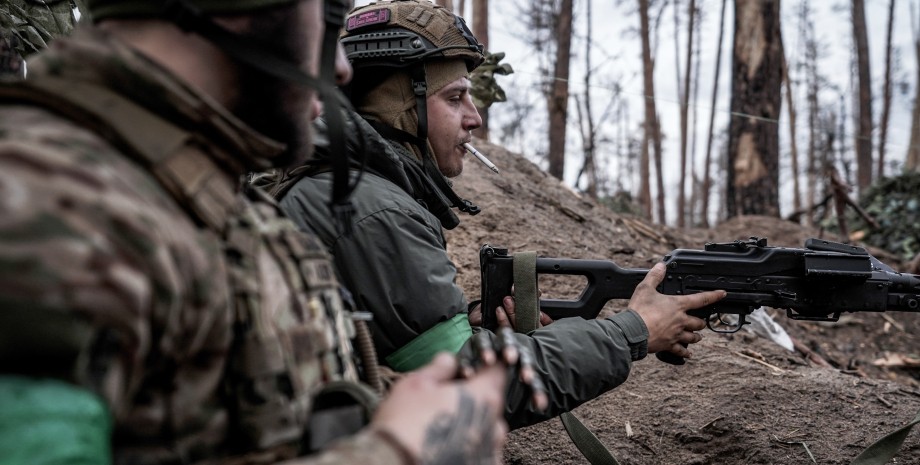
0,26,407,465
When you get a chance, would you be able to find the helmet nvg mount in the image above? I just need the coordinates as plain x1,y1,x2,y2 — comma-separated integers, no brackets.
341,0,485,73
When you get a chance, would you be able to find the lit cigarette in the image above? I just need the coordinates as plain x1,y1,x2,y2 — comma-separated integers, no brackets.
463,143,500,174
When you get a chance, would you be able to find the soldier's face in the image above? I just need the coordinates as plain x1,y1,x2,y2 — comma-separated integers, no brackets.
427,75,482,178
233,0,349,167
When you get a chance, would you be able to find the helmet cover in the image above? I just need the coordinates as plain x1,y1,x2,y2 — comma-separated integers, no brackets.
341,0,484,72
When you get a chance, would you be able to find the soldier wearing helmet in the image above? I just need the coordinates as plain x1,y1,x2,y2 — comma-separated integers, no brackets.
279,0,724,430
0,0,512,464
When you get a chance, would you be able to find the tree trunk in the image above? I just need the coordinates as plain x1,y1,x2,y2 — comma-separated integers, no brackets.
654,112,666,223
907,1,920,172
472,0,490,139
676,0,696,228
639,0,664,222
877,0,896,178
689,11,702,225
803,0,819,227
852,0,873,190
727,0,782,218
547,0,574,180
701,0,728,228
580,0,598,198
781,33,802,216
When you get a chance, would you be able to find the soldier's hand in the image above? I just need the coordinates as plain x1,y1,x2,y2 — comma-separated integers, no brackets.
372,353,508,465
460,323,548,412
497,296,554,329
628,263,726,359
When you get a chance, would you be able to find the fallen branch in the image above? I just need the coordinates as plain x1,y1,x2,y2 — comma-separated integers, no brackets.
790,335,833,368
698,416,724,431
733,351,786,373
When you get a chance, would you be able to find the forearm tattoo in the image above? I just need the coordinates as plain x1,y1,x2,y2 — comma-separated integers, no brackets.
419,388,497,465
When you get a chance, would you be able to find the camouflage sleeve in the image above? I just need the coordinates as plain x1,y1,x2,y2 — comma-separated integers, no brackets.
0,106,232,422
283,430,414,465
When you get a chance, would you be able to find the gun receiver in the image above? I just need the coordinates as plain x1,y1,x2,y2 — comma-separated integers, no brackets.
480,238,920,363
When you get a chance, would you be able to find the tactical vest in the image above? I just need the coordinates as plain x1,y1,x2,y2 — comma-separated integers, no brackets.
0,77,376,463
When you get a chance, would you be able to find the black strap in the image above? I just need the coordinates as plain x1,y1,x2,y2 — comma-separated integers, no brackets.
321,0,356,236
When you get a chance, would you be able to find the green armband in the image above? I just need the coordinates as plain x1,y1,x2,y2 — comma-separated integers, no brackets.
0,376,111,465
385,313,473,372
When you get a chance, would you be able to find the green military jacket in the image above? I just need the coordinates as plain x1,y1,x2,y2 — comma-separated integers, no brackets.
0,26,406,465
280,112,651,430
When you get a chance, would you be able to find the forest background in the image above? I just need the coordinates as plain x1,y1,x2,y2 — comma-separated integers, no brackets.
5,0,919,233
355,0,920,229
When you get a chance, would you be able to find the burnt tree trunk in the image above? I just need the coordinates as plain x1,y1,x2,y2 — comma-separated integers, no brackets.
727,0,782,217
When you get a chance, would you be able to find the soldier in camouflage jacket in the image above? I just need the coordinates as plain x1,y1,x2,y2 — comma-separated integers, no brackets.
0,1,510,464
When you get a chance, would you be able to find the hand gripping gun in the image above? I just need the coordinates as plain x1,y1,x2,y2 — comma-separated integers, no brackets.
479,238,920,364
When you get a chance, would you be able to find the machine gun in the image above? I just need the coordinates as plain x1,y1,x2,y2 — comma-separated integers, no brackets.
480,237,920,364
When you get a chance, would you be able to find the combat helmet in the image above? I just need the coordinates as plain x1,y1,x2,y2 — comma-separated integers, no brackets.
340,0,484,228
85,0,360,234
341,0,484,73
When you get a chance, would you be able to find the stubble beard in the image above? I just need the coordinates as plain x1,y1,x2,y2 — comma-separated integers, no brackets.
436,144,465,178
231,6,314,169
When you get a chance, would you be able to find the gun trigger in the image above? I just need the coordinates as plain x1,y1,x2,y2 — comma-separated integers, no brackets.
738,314,750,327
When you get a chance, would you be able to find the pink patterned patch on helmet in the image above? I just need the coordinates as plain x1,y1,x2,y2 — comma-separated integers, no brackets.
346,8,391,31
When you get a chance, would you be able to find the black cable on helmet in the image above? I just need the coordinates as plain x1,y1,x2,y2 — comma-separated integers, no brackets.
162,0,360,235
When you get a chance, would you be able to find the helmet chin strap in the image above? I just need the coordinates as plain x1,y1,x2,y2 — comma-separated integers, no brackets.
409,63,481,220
162,0,359,235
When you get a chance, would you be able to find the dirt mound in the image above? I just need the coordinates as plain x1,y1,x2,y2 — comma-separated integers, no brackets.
449,139,920,464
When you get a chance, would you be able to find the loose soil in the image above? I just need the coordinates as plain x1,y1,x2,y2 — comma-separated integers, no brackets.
446,139,920,464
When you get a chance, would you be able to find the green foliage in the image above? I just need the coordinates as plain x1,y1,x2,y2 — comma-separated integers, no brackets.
470,51,513,109
1,0,80,57
847,172,920,261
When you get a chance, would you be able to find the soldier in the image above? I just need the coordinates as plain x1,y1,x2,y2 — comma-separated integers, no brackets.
0,0,510,464
278,0,725,430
